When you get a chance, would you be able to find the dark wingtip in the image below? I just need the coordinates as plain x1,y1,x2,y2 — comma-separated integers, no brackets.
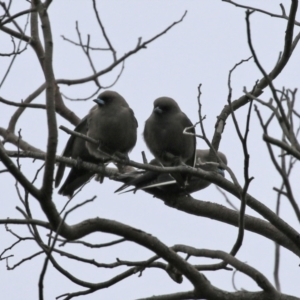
116,187,137,195
58,187,73,198
55,163,65,188
114,183,129,193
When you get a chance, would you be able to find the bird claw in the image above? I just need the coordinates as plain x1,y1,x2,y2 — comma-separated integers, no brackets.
95,173,105,183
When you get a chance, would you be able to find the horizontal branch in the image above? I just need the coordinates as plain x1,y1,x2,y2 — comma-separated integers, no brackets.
0,96,46,109
0,218,51,229
5,149,300,254
223,0,300,26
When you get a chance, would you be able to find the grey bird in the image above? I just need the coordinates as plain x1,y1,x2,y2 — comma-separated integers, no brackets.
143,97,196,186
115,149,227,195
55,90,138,197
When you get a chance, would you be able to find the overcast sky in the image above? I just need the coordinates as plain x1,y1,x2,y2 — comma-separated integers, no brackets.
1,1,300,299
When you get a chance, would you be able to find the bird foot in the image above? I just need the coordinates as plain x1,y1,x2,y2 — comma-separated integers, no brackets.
95,173,105,183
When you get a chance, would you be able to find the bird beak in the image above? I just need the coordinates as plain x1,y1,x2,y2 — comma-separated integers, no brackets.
217,167,225,177
93,98,105,106
154,106,163,114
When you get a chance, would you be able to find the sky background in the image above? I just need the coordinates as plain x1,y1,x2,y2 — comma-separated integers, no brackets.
0,1,300,299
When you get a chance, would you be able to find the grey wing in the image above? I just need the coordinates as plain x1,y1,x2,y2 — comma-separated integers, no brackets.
55,116,88,188
184,114,196,168
115,170,159,193
132,109,138,128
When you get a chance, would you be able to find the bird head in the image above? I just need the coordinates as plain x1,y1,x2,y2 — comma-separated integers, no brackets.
153,97,180,115
93,90,128,108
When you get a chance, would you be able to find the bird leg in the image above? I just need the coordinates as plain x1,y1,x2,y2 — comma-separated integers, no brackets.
113,152,131,174
94,162,108,183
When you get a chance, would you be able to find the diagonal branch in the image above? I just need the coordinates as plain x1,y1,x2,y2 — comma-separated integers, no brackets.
55,11,187,86
223,0,300,26
92,0,116,61
33,0,58,197
212,0,300,152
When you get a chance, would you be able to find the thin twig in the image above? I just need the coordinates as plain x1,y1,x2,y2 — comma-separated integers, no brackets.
223,1,300,26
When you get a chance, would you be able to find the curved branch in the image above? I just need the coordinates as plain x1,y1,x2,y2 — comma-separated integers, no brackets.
174,245,276,293
0,8,35,27
223,0,300,26
212,0,299,151
263,134,300,160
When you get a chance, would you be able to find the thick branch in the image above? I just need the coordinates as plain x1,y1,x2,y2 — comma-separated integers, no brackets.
34,0,58,197
4,150,300,256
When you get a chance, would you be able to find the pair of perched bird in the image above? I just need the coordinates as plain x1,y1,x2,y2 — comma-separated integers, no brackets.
55,90,227,197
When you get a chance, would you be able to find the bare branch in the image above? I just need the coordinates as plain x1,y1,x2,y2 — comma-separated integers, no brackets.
223,0,300,26
215,186,239,211
0,96,46,109
92,0,117,61
55,11,187,86
33,0,58,197
254,105,300,221
212,1,300,152
262,134,300,160
174,245,276,293
0,36,29,56
0,15,30,88
48,235,126,248
61,35,110,51
61,87,100,101
4,147,300,253
0,8,34,26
